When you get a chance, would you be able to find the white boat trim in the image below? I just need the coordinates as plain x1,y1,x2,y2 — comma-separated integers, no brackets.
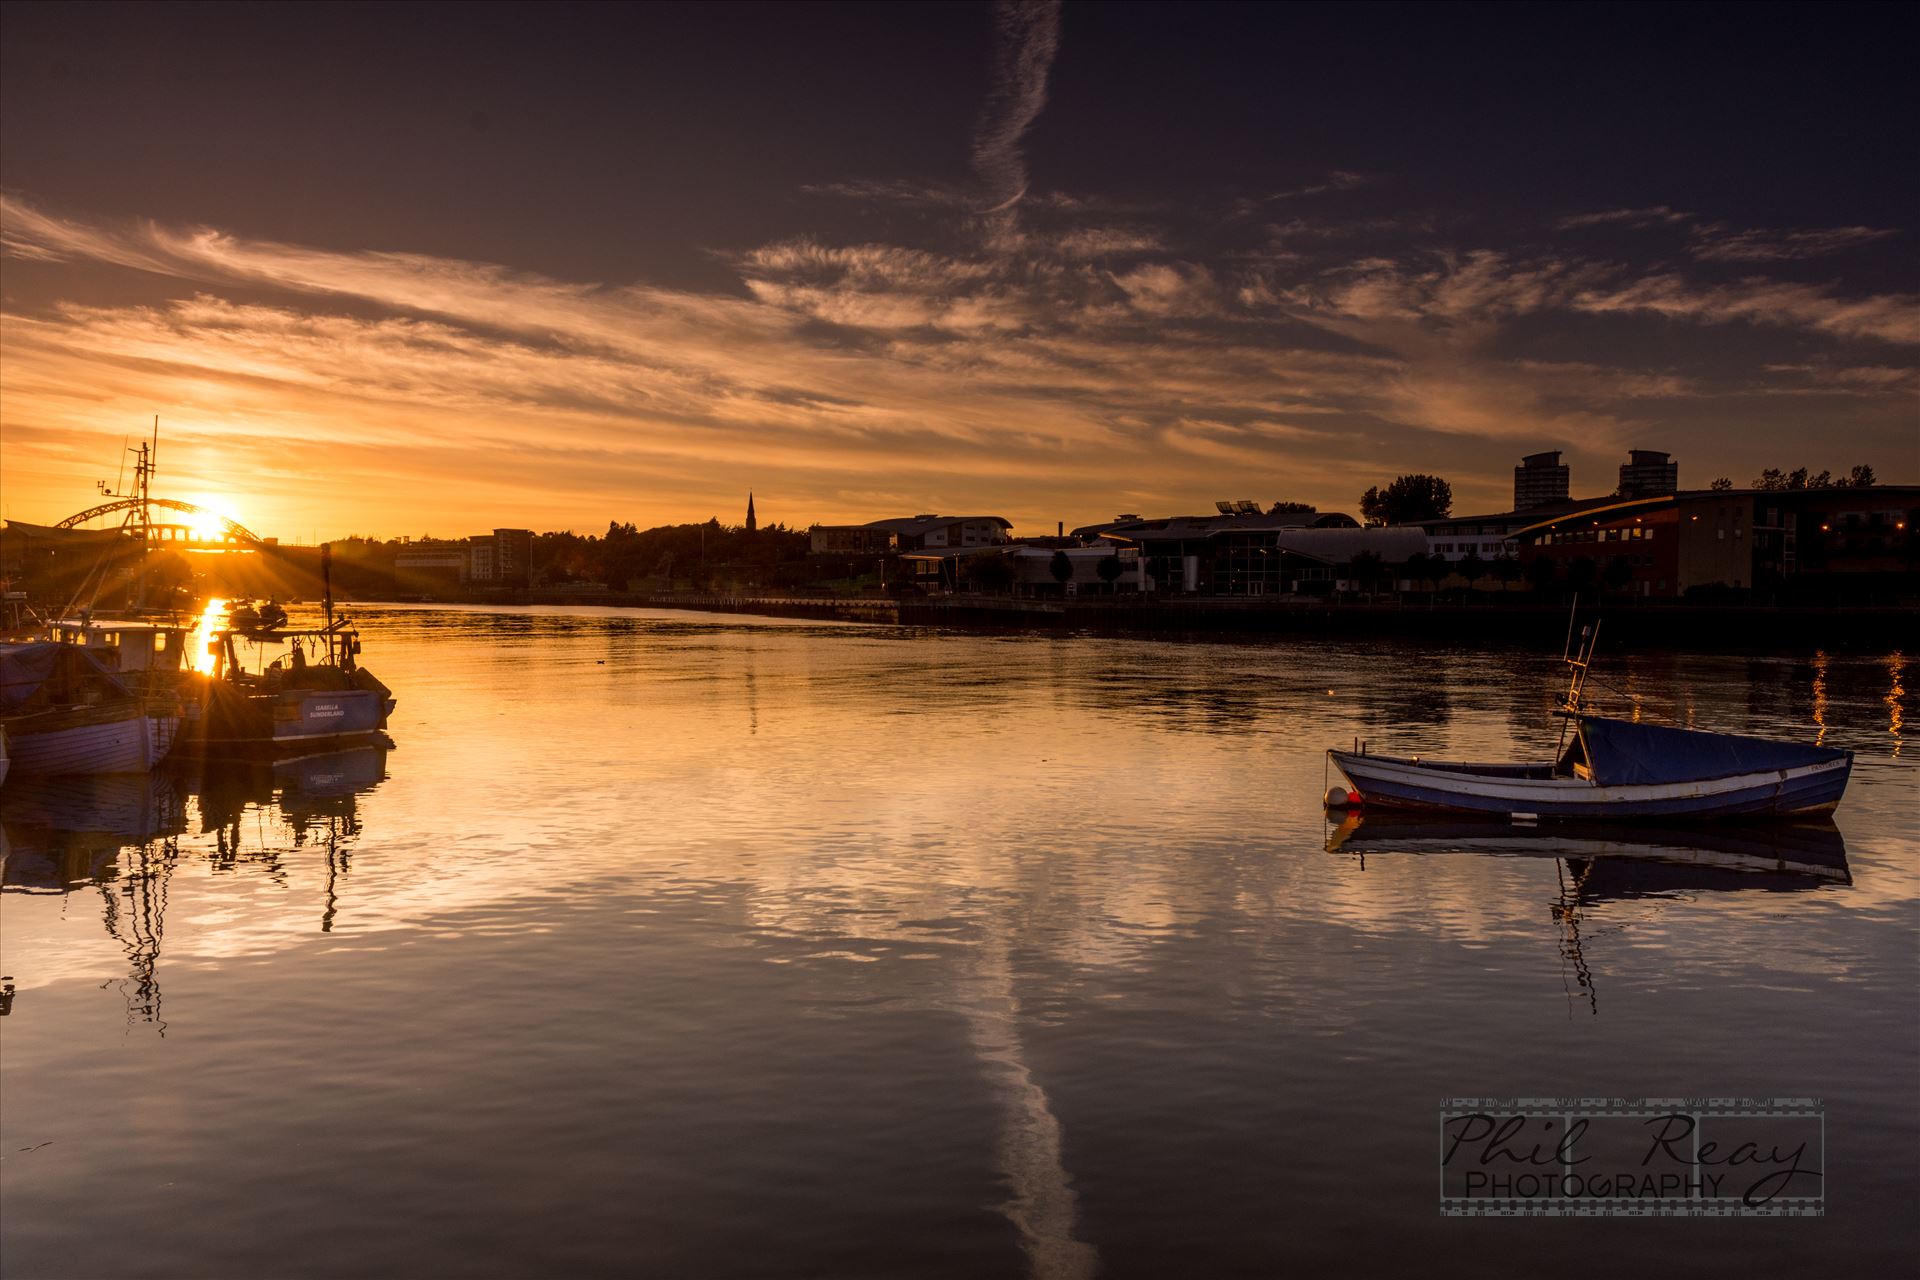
1330,749,1851,815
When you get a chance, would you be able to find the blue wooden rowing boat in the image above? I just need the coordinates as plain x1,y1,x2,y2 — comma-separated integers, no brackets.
1328,718,1853,818
1326,614,1853,820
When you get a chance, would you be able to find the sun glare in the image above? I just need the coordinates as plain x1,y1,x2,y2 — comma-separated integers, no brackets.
185,595,228,674
181,493,241,543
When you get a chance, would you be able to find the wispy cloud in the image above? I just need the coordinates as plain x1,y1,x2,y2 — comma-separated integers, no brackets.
972,0,1062,234
1277,246,1920,346
1554,203,1900,264
800,178,976,209
1263,171,1371,202
2,187,1912,536
1555,205,1695,230
1760,361,1920,396
1689,224,1899,262
1570,273,1920,344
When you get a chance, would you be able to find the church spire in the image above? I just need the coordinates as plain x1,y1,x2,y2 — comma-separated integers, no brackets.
745,491,757,532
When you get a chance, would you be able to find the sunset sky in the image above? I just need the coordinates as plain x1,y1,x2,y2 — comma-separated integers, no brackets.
2,1,1913,542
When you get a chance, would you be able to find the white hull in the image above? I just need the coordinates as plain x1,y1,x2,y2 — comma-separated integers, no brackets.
3,713,179,777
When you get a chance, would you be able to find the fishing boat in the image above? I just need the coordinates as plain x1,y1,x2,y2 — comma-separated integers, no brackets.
188,553,395,758
0,641,181,776
1326,617,1853,820
195,619,394,756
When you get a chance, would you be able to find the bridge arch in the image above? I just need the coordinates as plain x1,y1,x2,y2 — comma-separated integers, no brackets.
55,497,266,546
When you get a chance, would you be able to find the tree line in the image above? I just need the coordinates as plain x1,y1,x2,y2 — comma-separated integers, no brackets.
1719,464,1877,491
1353,463,1882,523
331,519,813,592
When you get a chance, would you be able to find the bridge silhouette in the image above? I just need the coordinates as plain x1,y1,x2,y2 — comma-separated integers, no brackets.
55,497,268,549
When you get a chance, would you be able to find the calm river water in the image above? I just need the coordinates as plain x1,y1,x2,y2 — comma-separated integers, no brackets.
3,606,1915,1278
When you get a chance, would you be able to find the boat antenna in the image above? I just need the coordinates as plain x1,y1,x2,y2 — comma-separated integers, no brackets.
1562,593,1578,663
322,542,335,631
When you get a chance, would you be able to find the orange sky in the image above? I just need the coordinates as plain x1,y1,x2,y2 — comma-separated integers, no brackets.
4,195,1912,543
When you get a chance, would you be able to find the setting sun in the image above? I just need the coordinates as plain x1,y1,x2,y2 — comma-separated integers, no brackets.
181,494,242,542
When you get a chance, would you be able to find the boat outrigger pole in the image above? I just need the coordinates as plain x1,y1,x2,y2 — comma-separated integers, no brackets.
1555,599,1601,763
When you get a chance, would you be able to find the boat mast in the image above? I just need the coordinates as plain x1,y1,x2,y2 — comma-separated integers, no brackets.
106,419,159,550
1555,597,1601,761
130,420,157,606
67,423,162,617
321,542,335,664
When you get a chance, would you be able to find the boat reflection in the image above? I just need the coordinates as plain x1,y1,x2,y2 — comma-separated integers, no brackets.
181,743,390,832
1325,813,1850,892
0,746,390,1027
178,745,390,932
1325,814,1850,1015
0,771,187,887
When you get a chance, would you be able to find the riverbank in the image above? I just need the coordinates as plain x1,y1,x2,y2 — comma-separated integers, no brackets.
353,589,1918,649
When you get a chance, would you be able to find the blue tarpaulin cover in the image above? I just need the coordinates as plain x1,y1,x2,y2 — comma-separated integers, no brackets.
0,641,128,712
1581,715,1847,786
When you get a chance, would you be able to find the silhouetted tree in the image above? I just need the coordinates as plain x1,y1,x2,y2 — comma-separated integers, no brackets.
965,550,1014,594
1360,475,1454,526
1842,463,1877,487
1457,550,1486,595
1049,550,1074,585
1525,556,1559,594
1754,468,1788,490
1267,500,1318,515
1709,477,1734,491
1491,553,1522,592
1348,550,1384,595
1096,554,1124,587
1145,555,1171,592
884,555,920,596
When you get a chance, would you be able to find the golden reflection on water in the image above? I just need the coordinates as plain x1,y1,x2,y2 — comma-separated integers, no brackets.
1887,652,1906,757
184,595,228,675
1810,650,1829,747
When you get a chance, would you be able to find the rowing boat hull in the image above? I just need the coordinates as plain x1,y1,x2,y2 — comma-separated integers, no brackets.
2,708,179,776
1328,749,1853,818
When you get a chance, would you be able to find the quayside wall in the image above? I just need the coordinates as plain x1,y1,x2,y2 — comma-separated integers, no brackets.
409,592,1918,650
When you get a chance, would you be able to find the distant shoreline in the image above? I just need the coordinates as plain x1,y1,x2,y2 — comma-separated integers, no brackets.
347,591,1918,650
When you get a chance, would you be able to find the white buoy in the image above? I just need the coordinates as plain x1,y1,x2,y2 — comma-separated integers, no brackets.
1325,786,1354,808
